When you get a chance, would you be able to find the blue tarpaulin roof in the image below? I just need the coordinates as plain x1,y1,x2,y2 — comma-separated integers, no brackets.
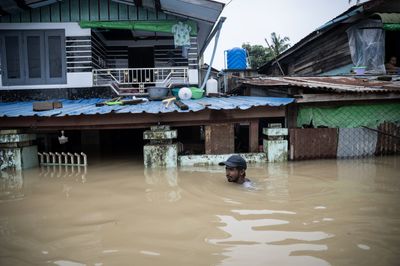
0,96,294,118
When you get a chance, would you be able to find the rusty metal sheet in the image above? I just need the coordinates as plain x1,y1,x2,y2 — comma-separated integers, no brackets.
375,122,400,155
242,76,400,94
289,128,338,160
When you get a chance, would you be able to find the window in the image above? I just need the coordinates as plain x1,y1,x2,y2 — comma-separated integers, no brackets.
0,30,66,86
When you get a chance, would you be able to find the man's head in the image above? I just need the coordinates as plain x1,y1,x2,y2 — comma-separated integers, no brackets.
219,155,247,183
390,56,397,65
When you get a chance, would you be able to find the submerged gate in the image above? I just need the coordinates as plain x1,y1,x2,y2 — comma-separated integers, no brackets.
289,128,338,160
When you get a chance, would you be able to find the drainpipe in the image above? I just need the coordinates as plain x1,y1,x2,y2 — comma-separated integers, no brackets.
199,17,226,90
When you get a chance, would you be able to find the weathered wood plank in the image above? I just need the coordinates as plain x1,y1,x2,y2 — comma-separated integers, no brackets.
90,0,99,21
249,119,259,152
60,0,70,22
50,3,61,22
99,0,109,20
10,13,21,23
31,8,41,22
1,15,11,23
118,3,128,20
70,0,80,21
138,7,147,20
147,9,157,20
157,11,166,20
128,5,137,20
205,123,234,154
41,6,51,22
80,0,90,21
109,0,119,20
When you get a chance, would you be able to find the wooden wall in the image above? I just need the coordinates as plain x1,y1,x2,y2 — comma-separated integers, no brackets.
266,24,353,76
0,0,179,23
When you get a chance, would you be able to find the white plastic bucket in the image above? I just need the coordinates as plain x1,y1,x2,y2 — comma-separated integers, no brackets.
206,78,218,95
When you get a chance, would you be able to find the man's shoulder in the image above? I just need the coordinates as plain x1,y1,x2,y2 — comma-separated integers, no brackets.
242,179,254,189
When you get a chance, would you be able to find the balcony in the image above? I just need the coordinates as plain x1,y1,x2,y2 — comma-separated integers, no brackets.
93,67,189,96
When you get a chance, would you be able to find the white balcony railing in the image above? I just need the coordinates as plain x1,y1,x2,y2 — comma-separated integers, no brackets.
93,67,189,88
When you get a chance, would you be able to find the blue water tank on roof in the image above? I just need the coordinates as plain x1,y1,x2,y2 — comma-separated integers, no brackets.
226,47,247,70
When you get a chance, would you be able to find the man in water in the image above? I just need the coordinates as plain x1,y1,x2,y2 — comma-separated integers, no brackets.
385,56,399,75
219,155,252,188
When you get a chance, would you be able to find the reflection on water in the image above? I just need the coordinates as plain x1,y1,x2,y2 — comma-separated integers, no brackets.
209,210,332,266
0,169,24,202
0,156,399,266
144,168,182,202
39,165,87,183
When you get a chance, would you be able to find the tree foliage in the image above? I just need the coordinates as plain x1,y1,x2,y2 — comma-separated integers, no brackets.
242,32,291,69
242,43,273,69
269,32,291,58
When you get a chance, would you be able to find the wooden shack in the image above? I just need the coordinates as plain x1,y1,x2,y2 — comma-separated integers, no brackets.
258,0,400,76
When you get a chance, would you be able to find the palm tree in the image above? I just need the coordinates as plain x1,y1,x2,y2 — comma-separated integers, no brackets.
268,32,291,57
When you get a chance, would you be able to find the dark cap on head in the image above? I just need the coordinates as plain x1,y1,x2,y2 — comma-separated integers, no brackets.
219,155,247,169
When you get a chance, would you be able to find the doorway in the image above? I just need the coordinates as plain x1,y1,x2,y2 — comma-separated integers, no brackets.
128,47,155,84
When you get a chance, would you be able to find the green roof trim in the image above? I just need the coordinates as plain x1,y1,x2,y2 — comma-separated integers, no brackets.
383,23,400,31
373,13,400,31
79,20,197,36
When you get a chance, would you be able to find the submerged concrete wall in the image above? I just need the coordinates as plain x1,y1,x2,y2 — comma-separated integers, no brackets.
0,131,38,170
178,153,266,166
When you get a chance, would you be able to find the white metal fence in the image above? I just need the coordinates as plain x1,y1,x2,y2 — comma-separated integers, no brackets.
93,67,188,88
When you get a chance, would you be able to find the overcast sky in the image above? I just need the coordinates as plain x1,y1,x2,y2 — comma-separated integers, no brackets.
203,0,360,70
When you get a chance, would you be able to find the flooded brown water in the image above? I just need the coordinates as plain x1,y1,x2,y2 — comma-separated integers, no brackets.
0,156,399,266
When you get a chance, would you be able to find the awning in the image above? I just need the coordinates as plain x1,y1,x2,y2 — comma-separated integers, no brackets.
79,20,197,36
373,13,400,31
0,96,294,117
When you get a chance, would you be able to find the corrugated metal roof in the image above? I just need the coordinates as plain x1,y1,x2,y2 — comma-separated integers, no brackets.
241,76,400,93
374,12,400,24
0,96,294,118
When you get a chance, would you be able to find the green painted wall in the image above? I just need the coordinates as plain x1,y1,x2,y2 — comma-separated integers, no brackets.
0,0,180,23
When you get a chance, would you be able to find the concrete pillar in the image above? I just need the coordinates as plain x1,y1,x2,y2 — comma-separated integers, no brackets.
0,130,39,170
263,125,288,162
143,125,178,168
205,123,234,154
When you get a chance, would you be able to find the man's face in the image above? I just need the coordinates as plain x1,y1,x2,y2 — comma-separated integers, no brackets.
390,57,397,65
225,167,242,183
